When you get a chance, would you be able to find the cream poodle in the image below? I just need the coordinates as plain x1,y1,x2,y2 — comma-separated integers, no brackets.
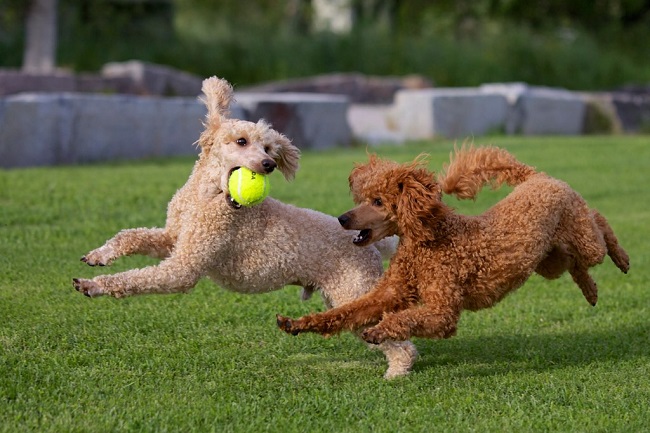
72,77,416,379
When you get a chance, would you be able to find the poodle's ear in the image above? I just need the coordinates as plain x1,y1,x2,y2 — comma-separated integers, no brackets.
396,165,444,241
200,76,234,129
197,77,234,152
274,133,300,181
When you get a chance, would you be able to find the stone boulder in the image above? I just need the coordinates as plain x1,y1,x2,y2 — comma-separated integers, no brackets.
481,83,586,135
242,73,432,104
101,60,203,96
236,92,352,149
0,93,249,168
392,88,509,139
347,104,405,145
609,91,650,133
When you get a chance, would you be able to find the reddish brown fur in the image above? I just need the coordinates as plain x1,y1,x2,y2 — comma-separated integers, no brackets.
277,146,629,351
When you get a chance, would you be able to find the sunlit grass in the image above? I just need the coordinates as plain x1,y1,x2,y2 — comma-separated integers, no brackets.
1,136,648,432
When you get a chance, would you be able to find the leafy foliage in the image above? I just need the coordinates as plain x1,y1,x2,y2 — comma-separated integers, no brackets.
1,1,649,89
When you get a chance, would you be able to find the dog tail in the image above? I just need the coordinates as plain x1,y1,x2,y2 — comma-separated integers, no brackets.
438,145,538,200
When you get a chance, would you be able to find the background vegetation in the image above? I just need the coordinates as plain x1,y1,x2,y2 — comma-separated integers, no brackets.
1,137,648,432
1,0,649,89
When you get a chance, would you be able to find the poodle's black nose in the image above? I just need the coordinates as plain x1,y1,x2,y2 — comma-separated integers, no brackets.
338,214,350,227
262,159,277,173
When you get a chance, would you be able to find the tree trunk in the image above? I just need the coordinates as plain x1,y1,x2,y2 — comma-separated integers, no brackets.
22,0,58,73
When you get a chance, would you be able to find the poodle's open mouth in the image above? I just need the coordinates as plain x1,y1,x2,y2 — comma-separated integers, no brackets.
227,195,242,209
353,229,372,246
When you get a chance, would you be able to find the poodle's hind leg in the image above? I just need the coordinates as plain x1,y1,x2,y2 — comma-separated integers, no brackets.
300,284,318,301
535,245,571,280
559,238,599,305
592,210,630,274
374,339,418,379
319,277,416,379
82,228,175,266
559,208,616,306
548,241,599,306
535,245,600,306
569,265,598,306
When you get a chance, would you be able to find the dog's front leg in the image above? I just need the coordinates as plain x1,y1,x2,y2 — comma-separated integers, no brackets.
361,305,460,344
277,277,411,337
73,253,204,298
82,228,175,266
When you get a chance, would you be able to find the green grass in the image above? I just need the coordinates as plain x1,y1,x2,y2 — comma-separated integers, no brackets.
0,136,648,432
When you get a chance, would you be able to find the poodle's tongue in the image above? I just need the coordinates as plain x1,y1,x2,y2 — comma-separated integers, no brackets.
353,229,371,245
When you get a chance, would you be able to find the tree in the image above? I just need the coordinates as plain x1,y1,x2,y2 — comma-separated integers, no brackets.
22,0,58,73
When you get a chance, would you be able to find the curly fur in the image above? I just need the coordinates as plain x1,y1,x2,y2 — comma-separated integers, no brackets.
72,76,416,379
277,146,630,366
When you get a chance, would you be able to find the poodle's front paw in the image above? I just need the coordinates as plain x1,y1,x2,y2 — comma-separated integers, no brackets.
361,327,389,345
72,278,105,298
81,246,115,267
276,314,302,335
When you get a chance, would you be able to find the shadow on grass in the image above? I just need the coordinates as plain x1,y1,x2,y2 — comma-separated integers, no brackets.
276,322,649,380
414,322,650,376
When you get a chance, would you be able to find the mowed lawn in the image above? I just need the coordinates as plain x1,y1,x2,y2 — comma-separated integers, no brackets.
0,136,648,432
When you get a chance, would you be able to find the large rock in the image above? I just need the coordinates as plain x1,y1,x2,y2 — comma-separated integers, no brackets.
236,92,352,149
347,104,405,145
0,61,204,97
481,83,586,135
101,60,203,96
517,88,586,135
478,83,528,134
609,92,650,133
0,93,248,168
0,70,76,95
392,88,509,139
242,73,432,104
0,90,352,168
0,69,139,96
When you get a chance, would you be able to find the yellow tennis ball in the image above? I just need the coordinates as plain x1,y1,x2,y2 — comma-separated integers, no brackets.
228,167,270,207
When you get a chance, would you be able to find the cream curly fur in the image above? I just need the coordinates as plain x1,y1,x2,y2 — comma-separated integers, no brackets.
277,146,629,373
73,76,416,379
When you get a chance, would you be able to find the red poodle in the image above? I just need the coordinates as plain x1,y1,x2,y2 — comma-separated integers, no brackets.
277,146,629,351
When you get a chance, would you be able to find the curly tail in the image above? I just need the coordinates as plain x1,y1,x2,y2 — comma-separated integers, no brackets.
438,145,538,200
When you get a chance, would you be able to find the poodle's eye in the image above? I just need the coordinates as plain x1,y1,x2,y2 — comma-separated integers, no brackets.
236,138,247,146
264,146,271,153
372,198,383,207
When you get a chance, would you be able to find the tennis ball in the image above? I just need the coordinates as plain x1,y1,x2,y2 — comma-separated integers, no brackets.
228,167,270,206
